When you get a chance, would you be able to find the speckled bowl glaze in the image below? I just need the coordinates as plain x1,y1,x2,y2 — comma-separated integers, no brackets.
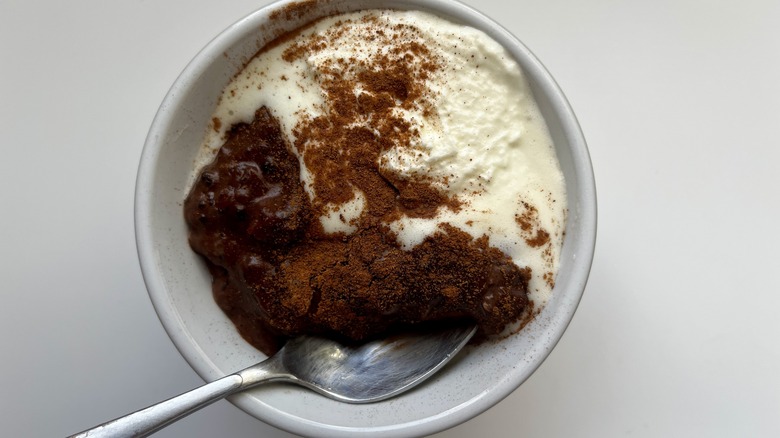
135,0,596,436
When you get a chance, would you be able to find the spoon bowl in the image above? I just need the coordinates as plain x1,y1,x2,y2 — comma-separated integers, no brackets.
70,324,477,438
278,323,478,403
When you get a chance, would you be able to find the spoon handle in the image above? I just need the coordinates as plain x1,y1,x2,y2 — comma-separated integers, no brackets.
68,373,243,438
68,351,290,438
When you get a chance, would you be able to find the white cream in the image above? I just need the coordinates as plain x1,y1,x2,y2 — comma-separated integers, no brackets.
193,10,567,307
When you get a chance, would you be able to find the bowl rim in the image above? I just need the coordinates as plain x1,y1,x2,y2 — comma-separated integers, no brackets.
135,0,597,436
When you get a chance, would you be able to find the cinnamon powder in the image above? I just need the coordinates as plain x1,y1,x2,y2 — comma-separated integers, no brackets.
183,14,534,355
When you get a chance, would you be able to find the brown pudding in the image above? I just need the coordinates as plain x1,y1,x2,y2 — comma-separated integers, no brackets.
184,106,532,355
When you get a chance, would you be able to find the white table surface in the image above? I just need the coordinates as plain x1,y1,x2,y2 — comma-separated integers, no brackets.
2,0,779,437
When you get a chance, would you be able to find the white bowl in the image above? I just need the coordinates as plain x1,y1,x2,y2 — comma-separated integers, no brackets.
135,0,596,436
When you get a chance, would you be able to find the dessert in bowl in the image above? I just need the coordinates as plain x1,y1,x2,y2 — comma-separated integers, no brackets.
135,0,596,436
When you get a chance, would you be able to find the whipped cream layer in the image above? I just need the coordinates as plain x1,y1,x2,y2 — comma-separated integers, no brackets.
193,10,566,307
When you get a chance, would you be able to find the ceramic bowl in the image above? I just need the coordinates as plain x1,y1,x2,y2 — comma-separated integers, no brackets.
135,0,596,436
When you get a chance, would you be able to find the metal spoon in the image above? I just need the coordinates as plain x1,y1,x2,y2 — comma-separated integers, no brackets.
69,323,477,438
